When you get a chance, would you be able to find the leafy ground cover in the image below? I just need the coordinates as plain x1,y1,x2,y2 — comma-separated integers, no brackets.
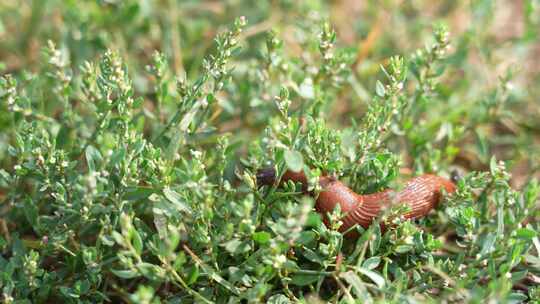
1,1,540,303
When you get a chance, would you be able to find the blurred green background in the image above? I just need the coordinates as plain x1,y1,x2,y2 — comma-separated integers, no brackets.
1,1,540,302
1,0,539,185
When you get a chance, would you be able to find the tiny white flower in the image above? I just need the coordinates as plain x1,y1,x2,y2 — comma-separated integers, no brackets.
273,254,287,268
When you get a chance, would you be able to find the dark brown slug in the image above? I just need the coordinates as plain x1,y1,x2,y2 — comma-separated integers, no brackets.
257,168,456,233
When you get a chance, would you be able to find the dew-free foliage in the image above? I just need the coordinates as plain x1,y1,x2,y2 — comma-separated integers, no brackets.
0,1,539,303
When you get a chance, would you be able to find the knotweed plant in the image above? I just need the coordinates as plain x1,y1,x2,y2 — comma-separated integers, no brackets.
0,2,539,303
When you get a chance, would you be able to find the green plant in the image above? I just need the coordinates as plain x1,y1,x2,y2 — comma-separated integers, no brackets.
1,1,539,303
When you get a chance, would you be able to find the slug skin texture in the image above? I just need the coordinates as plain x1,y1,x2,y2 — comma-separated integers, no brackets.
257,168,456,235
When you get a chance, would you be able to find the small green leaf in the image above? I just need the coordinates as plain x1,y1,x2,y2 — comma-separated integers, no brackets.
369,225,381,255
187,266,200,285
515,228,536,240
0,169,11,183
173,252,187,271
131,228,143,255
362,256,381,270
252,232,271,244
131,138,146,156
341,271,370,299
507,292,528,303
59,287,80,299
85,145,102,172
163,188,192,214
297,231,317,245
223,239,251,254
284,149,303,172
394,244,413,254
290,273,321,286
111,269,139,279
279,87,289,100
100,235,116,247
358,267,385,288
75,280,90,295
306,212,322,227
510,270,528,282
299,78,314,99
489,156,498,176
110,147,126,166
480,233,497,256
124,186,156,201
137,263,165,281
267,294,290,304
23,198,39,232
301,248,325,264
111,231,125,246
165,128,183,160
375,80,386,97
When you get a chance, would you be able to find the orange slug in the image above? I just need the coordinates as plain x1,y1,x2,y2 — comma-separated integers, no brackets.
257,168,456,233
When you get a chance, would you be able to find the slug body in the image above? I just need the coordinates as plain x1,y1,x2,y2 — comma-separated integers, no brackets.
257,168,456,233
